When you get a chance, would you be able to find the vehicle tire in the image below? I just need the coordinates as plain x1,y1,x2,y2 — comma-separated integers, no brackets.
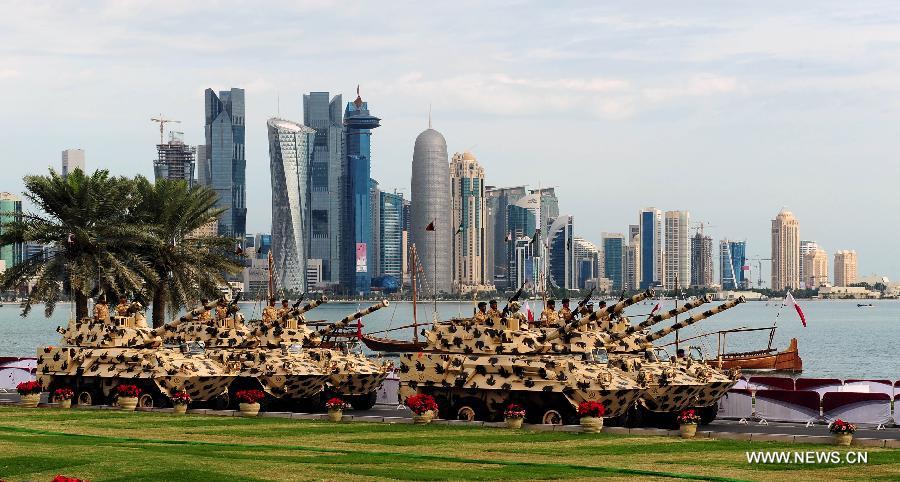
137,384,168,409
350,391,378,410
76,388,100,407
698,404,718,425
452,397,487,422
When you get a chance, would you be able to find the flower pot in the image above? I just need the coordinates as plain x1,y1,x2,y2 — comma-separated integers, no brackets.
412,410,434,424
173,403,188,415
680,423,698,439
834,433,853,446
328,409,344,422
57,399,72,409
580,416,604,433
239,402,260,417
506,417,524,429
118,397,138,411
19,393,40,408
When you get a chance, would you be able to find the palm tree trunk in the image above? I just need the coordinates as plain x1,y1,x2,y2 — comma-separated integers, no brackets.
152,286,167,328
75,291,88,320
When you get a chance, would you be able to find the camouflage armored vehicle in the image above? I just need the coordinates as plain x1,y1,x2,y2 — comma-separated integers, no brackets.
398,291,654,425
37,302,233,408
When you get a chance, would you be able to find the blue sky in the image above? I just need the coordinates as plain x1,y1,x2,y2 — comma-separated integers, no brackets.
2,1,899,283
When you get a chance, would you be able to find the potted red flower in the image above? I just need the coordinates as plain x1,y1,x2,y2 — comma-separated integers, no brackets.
235,389,266,417
53,388,75,409
170,389,192,414
677,409,701,438
114,384,141,411
503,403,526,429
326,397,348,422
16,381,42,408
829,419,856,446
405,394,438,424
577,401,606,432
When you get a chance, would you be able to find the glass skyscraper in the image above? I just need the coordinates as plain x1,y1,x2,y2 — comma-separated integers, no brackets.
485,186,527,290
602,233,625,292
506,199,537,291
548,215,576,290
379,190,405,281
203,88,246,239
410,125,452,295
639,208,662,289
720,240,748,290
0,192,23,269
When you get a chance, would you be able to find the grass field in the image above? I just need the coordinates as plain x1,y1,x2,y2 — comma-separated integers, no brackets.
0,407,897,481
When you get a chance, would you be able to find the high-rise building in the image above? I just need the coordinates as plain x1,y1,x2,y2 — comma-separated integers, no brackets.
0,193,23,269
602,233,625,292
624,243,639,291
798,240,818,288
61,149,85,177
548,215,576,290
664,210,690,290
485,186,527,290
379,190,405,281
639,208,662,289
450,151,488,292
834,250,858,287
574,236,600,290
343,91,380,294
771,209,800,291
690,232,714,288
506,197,537,291
720,240,748,290
802,247,828,288
154,132,196,186
410,124,452,295
370,179,381,278
530,187,559,233
267,117,315,294
203,88,246,239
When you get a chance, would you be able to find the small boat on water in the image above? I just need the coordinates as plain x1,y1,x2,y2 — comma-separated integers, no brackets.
857,303,874,308
708,337,802,372
361,243,427,353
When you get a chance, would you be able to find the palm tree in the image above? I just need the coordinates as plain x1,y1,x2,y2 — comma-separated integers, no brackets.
132,177,242,327
0,169,156,319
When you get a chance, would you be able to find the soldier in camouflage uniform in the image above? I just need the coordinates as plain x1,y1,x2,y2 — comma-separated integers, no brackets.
505,300,527,330
115,296,130,317
198,299,212,322
558,298,573,322
473,301,488,324
93,296,110,322
214,300,228,324
486,299,501,319
276,299,290,319
262,297,278,324
539,299,560,328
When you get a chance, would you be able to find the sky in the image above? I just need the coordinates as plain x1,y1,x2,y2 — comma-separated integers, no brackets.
1,1,899,284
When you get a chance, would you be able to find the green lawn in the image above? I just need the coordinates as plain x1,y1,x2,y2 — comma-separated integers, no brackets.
0,407,897,481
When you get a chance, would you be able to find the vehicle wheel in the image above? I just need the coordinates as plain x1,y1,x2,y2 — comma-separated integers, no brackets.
623,404,646,428
76,389,99,406
698,404,718,425
453,397,487,421
350,391,377,411
539,408,564,425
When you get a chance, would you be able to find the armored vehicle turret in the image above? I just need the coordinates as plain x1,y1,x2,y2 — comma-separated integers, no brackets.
398,291,654,425
37,300,233,408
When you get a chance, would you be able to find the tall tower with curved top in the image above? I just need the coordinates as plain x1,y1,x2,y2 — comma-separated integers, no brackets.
411,125,451,295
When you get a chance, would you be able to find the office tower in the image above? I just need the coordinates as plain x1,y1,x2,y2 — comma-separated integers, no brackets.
450,151,488,292
342,91,381,294
204,87,246,239
379,190,405,282
0,193,23,269
802,247,828,288
574,236,600,290
506,196,537,291
664,210,690,290
639,208,662,289
61,149,85,177
834,250,858,287
798,240,818,288
410,123,451,295
303,92,345,288
267,117,315,294
485,186,527,289
690,232,714,288
624,244,638,291
720,240,747,290
154,132,196,186
370,180,381,278
771,209,800,291
530,187,559,232
548,215,576,290
602,233,625,292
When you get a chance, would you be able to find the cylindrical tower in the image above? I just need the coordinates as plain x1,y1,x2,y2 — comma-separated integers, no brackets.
411,128,451,295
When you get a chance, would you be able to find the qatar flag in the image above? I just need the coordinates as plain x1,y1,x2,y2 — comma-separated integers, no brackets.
785,291,807,327
650,302,661,315
524,299,534,322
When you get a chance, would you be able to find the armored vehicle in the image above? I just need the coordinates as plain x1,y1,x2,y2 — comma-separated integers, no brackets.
37,302,233,408
398,291,654,425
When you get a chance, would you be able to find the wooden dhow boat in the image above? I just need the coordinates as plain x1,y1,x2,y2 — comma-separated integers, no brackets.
361,243,427,353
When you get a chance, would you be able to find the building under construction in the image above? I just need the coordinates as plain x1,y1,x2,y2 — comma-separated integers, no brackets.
154,132,196,186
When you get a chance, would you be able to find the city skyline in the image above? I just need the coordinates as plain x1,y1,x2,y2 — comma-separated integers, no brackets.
2,2,898,280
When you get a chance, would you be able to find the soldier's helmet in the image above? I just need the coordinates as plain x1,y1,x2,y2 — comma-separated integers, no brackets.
510,301,521,311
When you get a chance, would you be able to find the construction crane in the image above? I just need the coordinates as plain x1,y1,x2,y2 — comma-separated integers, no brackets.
690,221,715,235
749,256,772,288
150,114,181,145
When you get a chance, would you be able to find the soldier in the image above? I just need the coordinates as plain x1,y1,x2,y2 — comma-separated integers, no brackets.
276,299,290,319
558,298,573,322
115,295,130,317
473,301,488,324
539,299,559,328
486,299,501,319
262,297,278,324
505,300,527,330
93,296,110,322
198,299,212,322
129,302,147,328
215,299,228,323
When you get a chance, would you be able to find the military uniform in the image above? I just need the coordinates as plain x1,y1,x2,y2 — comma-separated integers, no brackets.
93,302,109,322
262,305,278,324
539,307,560,328
505,302,527,330
215,305,228,323
473,311,488,324
486,307,501,319
198,309,212,322
115,302,130,317
558,306,573,322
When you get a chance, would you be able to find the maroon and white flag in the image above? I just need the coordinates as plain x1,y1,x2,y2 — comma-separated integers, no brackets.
785,291,807,327
650,302,661,315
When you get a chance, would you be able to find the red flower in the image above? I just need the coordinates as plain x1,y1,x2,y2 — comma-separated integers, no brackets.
325,397,347,410
52,476,87,482
234,389,266,404
113,385,141,399
170,389,192,404
829,419,857,434
677,409,701,425
405,394,439,415
53,388,74,401
503,403,526,419
577,401,606,418
16,380,42,396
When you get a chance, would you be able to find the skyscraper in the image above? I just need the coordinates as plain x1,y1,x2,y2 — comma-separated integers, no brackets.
834,250,858,287
720,240,747,290
574,236,600,290
0,193,23,269
410,124,452,295
664,210,690,290
61,149,85,177
303,92,345,288
639,208,662,289
370,179,381,278
690,232,713,288
154,132,196,186
485,186,527,289
798,240,818,288
267,117,315,294
530,187,559,233
450,151,488,292
204,88,246,239
602,233,625,292
506,196,537,291
379,190,405,281
771,209,800,291
802,247,828,288
548,215,576,290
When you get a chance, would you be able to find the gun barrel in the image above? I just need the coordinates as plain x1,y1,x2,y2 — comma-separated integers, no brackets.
610,295,712,341
316,300,389,337
639,296,746,345
156,298,222,333
544,289,653,342
284,297,329,321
